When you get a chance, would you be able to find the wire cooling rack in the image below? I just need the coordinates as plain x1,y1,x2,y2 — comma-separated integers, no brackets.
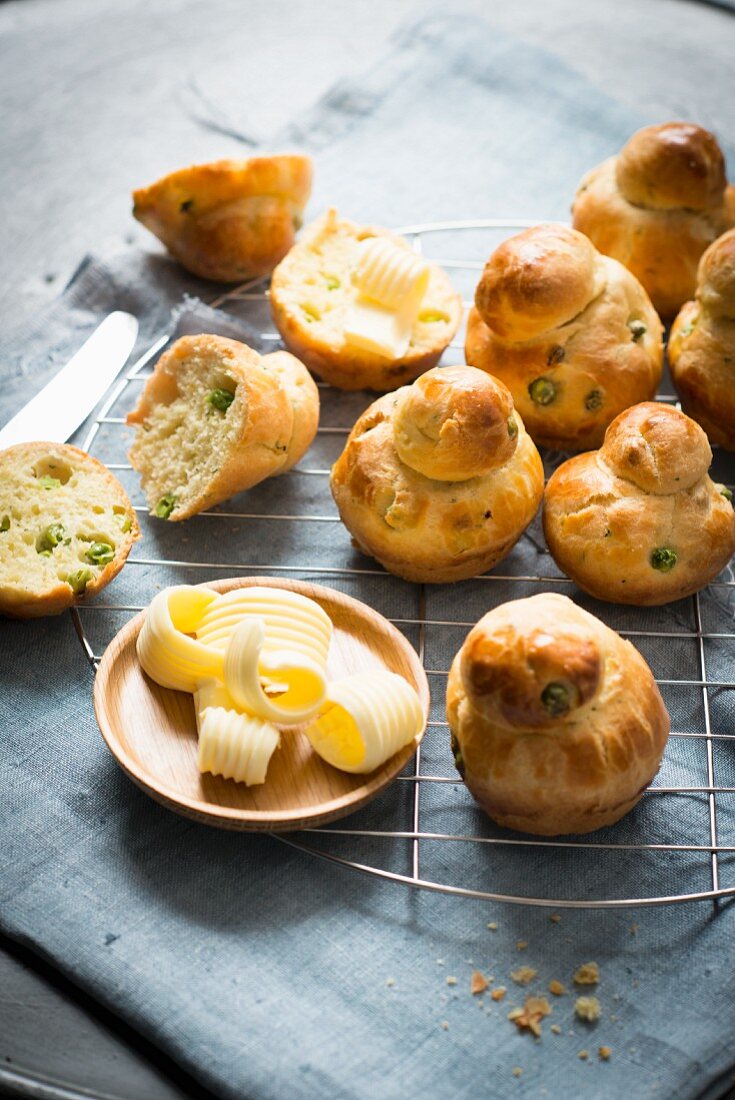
71,220,735,909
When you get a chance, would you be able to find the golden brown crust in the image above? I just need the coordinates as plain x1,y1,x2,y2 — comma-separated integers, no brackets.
0,442,140,619
392,366,516,480
132,155,312,282
543,403,735,605
257,351,321,473
615,123,727,212
127,335,319,520
693,226,735,319
465,226,663,452
474,225,605,342
269,210,462,392
446,594,670,835
669,230,735,451
330,368,544,583
601,401,712,493
572,124,735,318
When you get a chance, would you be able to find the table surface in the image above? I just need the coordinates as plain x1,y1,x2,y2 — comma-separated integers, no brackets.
2,0,735,1096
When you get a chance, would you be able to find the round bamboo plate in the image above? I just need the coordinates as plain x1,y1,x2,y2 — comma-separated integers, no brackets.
94,576,430,831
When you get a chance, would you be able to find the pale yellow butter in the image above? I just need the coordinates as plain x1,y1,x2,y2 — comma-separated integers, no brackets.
197,703,280,786
196,586,332,666
344,237,430,359
136,585,223,692
223,617,327,724
305,670,424,773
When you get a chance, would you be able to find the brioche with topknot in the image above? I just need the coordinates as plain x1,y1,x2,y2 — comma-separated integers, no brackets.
330,366,543,583
669,228,735,450
572,122,735,317
543,402,735,605
465,224,663,451
446,593,670,835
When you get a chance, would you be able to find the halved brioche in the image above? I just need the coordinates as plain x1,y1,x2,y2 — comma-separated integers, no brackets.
132,155,312,282
127,334,319,521
269,209,462,391
0,442,140,618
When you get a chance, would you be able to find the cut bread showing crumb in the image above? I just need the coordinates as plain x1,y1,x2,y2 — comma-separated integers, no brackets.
0,442,139,618
269,208,462,391
127,334,319,521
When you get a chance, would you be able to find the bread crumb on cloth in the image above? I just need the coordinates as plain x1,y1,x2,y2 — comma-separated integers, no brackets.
511,966,537,985
575,996,601,1022
574,962,600,985
471,970,489,995
508,996,552,1038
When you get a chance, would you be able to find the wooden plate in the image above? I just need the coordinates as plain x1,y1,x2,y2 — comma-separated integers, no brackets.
93,577,430,831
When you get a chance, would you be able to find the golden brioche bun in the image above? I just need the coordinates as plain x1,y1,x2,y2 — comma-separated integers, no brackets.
465,225,663,451
474,224,605,342
669,229,735,451
392,366,516,480
269,209,462,392
543,402,735,605
330,366,543,583
446,593,670,835
132,155,312,282
572,123,735,317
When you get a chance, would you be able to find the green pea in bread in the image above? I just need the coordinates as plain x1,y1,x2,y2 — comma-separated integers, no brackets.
0,442,140,618
127,334,320,520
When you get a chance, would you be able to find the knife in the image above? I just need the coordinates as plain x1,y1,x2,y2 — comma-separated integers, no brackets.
0,311,139,450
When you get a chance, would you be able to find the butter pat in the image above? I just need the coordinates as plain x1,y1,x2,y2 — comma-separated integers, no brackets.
223,617,328,724
344,238,430,359
305,670,424,773
196,585,332,667
137,585,223,692
197,704,280,786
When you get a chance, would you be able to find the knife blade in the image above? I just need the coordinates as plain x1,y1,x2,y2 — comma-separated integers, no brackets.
0,311,139,450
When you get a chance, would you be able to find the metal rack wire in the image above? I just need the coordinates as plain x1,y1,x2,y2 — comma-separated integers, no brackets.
72,220,735,909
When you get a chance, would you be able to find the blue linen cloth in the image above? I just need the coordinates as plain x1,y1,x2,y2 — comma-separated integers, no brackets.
2,15,735,1100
